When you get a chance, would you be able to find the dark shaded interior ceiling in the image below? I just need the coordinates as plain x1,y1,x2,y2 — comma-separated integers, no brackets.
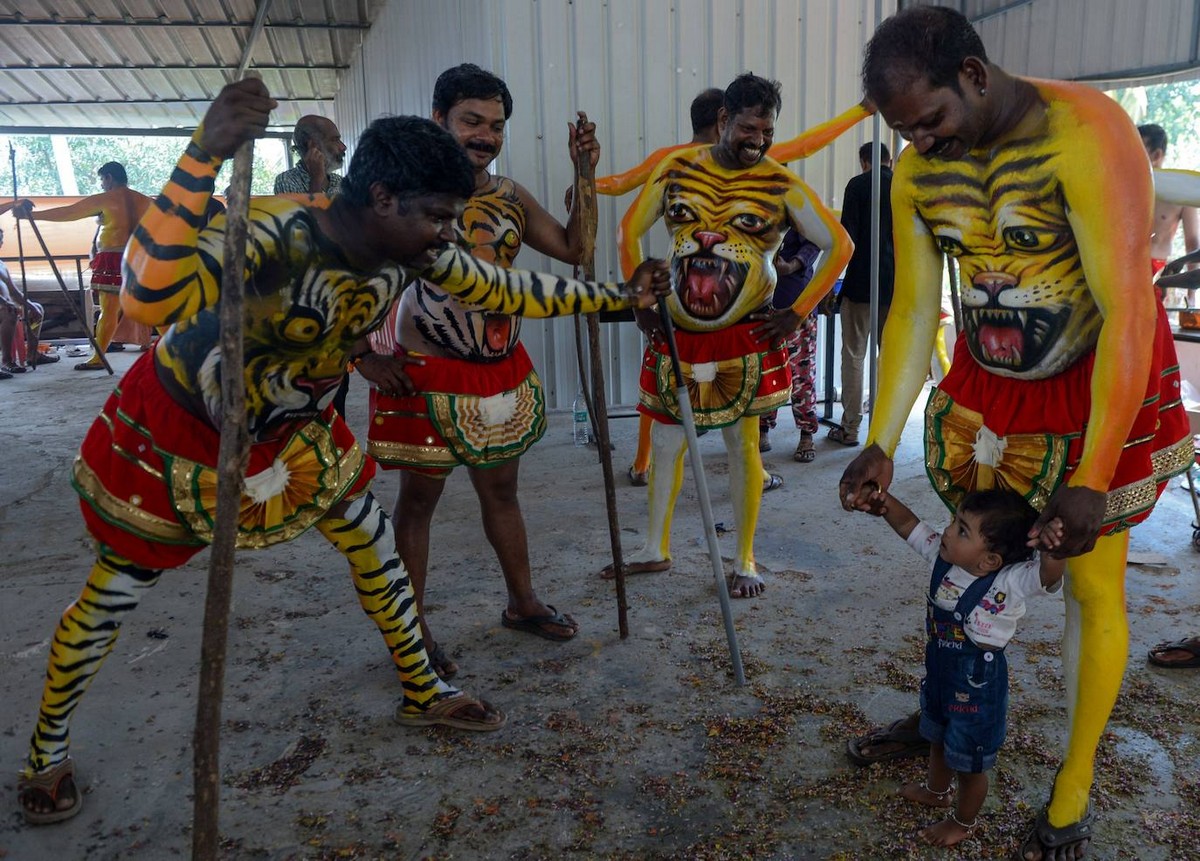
0,0,384,135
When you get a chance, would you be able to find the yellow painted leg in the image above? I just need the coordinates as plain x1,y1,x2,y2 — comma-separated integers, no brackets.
93,292,121,355
722,417,764,580
626,421,686,565
1047,531,1129,828
315,494,458,710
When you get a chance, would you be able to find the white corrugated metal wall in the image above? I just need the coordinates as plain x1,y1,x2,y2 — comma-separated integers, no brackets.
333,0,896,410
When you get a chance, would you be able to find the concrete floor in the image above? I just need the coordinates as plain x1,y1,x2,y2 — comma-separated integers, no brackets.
2,349,1199,860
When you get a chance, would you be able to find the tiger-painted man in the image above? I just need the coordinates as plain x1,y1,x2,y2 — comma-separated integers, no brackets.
10,162,152,369
613,73,853,599
596,88,869,486
838,7,1193,858
363,64,602,677
16,78,669,826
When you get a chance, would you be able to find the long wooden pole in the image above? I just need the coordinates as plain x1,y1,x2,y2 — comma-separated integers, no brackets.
8,145,32,361
573,112,630,638
191,138,254,861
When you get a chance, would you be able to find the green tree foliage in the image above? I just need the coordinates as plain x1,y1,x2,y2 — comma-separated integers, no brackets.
1113,78,1200,170
1,134,288,198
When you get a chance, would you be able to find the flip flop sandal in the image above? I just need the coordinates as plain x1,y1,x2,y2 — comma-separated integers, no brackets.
394,692,506,732
0,368,11,380
794,438,816,463
501,605,579,641
74,361,106,371
627,466,648,487
763,473,784,492
1015,808,1093,860
1,362,27,374
18,757,82,825
827,426,860,447
845,717,930,766
1147,638,1200,668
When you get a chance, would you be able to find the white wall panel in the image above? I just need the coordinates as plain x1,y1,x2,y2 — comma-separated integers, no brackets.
335,0,893,409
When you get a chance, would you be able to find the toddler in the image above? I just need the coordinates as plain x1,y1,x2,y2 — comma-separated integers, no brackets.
867,487,1066,847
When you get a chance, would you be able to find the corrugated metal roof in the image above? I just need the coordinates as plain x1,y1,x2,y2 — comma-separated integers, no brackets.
956,0,1200,86
0,0,386,134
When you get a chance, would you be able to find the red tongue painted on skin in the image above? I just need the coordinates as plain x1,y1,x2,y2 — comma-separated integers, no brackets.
485,316,511,352
686,268,722,303
978,323,1023,360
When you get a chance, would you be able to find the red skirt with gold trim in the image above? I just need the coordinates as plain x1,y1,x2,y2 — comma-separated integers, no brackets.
637,323,791,429
926,305,1192,533
367,343,546,473
90,251,123,292
73,352,373,568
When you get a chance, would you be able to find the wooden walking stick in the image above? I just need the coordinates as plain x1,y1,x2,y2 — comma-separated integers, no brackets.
9,144,114,374
571,111,631,638
191,128,255,861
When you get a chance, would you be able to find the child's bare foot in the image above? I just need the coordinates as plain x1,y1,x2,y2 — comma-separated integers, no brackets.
919,815,977,847
900,781,953,808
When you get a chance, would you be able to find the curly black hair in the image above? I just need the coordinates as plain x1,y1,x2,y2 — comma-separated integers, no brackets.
690,88,724,136
432,63,513,119
97,161,128,186
862,5,988,105
339,116,474,209
959,489,1038,568
723,73,782,120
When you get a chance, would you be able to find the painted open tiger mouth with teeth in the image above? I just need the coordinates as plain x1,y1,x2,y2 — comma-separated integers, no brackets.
672,254,749,319
962,305,1068,371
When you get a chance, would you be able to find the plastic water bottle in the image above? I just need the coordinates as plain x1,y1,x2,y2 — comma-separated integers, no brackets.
572,392,590,446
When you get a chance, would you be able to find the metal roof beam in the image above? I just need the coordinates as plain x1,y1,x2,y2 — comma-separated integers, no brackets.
1,97,329,106
0,64,348,72
0,17,368,30
0,125,291,139
970,0,1037,26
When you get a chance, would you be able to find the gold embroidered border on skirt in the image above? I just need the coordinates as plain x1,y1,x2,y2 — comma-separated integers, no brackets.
427,373,546,467
73,456,199,545
1105,434,1197,526
169,421,366,548
367,438,460,470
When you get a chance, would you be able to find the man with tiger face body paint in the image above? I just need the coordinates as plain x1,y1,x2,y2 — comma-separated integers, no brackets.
616,73,853,599
15,79,669,826
363,64,603,678
838,7,1193,858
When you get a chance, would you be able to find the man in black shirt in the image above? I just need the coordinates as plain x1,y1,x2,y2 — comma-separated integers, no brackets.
829,142,894,446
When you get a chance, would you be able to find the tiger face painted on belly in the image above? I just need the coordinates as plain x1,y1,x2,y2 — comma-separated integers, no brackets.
914,142,1099,379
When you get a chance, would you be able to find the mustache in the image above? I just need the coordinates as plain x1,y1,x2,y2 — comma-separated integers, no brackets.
465,142,497,156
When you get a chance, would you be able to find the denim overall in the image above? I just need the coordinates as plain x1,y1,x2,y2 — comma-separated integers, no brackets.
918,555,1009,773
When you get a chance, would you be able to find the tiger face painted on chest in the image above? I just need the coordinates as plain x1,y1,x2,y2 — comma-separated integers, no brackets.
402,177,527,360
657,156,789,331
912,139,1099,379
159,207,403,437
